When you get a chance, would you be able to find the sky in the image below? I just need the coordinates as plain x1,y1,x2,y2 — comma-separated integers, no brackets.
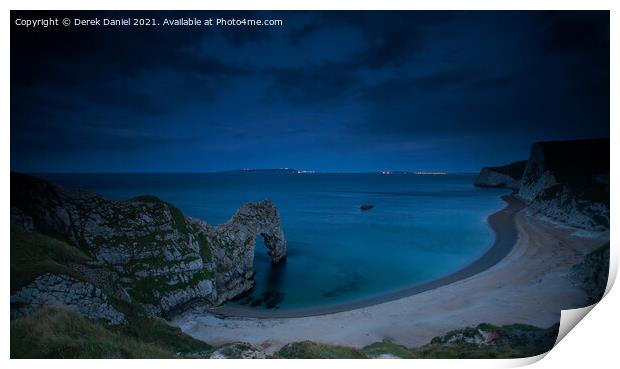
11,11,610,173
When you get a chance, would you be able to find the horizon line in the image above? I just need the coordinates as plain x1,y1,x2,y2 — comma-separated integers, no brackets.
16,169,480,175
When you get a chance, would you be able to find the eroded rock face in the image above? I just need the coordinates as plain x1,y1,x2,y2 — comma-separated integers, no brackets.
11,173,287,316
194,200,287,304
477,140,609,232
518,140,609,232
67,262,132,302
474,161,527,191
10,273,126,325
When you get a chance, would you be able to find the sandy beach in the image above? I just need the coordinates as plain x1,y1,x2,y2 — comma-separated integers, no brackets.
171,197,608,353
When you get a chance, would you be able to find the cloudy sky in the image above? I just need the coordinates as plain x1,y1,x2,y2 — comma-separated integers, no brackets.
11,11,609,173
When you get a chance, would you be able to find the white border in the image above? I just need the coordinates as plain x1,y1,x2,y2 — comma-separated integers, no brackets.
2,1,616,369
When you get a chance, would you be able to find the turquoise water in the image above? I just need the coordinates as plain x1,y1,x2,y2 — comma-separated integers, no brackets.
39,173,509,311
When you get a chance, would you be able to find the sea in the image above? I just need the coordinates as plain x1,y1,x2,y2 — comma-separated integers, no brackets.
38,172,509,312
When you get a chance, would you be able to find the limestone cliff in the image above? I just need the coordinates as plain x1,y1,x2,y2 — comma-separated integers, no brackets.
188,200,287,305
518,139,609,232
10,173,287,319
474,161,527,190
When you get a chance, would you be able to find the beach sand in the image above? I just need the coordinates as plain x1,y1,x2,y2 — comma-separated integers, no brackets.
171,197,607,353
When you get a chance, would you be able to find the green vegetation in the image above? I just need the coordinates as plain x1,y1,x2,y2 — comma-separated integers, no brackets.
10,306,212,358
90,232,164,255
273,341,367,359
11,306,556,359
214,342,258,358
128,276,173,305
10,223,214,359
408,341,526,359
168,203,189,234
272,323,557,359
196,233,213,262
119,315,212,355
499,323,544,332
419,323,554,359
363,339,417,358
10,225,92,291
11,307,171,358
127,269,213,306
125,194,191,235
189,269,214,284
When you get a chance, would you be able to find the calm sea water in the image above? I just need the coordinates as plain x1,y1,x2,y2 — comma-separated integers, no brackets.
38,172,509,311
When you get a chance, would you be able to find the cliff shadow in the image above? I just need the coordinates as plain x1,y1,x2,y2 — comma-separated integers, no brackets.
232,236,288,309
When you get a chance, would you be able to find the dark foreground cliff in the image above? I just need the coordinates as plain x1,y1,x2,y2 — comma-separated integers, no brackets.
570,244,610,305
11,304,558,359
272,323,558,359
475,139,610,307
476,139,609,233
10,172,287,320
518,139,609,232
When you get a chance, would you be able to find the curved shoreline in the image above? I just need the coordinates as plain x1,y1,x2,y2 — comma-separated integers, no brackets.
194,194,525,319
173,196,605,352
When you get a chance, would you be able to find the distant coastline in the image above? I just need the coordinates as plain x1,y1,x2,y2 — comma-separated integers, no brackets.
193,194,524,319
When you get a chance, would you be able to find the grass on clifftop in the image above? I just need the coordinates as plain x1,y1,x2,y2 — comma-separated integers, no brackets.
11,307,171,358
363,340,418,358
119,313,212,355
10,225,92,291
11,223,214,359
273,323,558,359
11,306,213,359
273,341,367,359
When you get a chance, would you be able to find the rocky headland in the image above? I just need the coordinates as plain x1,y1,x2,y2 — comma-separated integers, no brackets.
518,139,609,232
474,160,527,190
476,139,609,233
10,172,287,321
475,138,610,302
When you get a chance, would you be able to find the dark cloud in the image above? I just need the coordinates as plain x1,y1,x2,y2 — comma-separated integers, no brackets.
10,11,609,173
11,10,250,119
361,67,516,104
354,26,423,69
540,11,609,53
293,12,448,70
265,62,360,106
289,23,321,45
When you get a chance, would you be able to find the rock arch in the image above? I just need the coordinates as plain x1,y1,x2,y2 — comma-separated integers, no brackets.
208,200,287,303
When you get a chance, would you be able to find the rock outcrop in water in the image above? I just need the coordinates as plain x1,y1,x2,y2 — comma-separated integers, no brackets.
10,172,287,319
474,161,527,191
